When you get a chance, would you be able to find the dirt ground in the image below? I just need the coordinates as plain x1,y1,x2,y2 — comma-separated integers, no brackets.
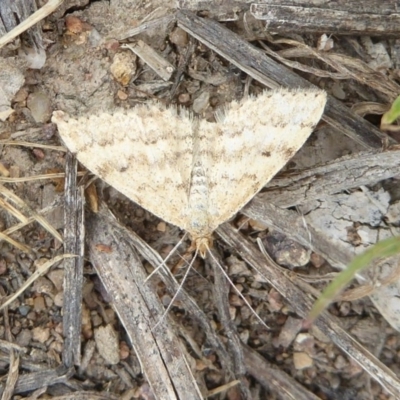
1,0,400,399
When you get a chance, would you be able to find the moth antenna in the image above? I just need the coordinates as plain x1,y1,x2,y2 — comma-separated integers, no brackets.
208,248,270,330
145,232,188,283
152,247,199,331
182,354,204,399
171,240,197,275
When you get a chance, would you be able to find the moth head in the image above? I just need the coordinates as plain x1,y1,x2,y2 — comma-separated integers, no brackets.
194,236,213,258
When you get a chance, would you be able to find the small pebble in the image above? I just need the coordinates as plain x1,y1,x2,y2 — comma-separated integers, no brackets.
27,90,52,123
178,93,190,104
47,269,64,291
13,87,29,103
82,306,93,339
157,221,166,232
32,148,45,160
33,295,46,312
91,312,103,328
16,329,32,347
267,289,284,312
0,163,9,177
117,90,128,100
293,352,313,370
317,34,334,51
275,316,303,348
94,324,120,365
192,91,210,114
294,333,315,354
65,15,92,34
32,326,50,343
54,292,63,307
41,123,57,139
333,354,348,370
18,305,31,316
110,52,137,86
119,341,130,360
226,256,252,276
331,82,346,100
310,252,325,268
169,27,189,47
33,276,55,296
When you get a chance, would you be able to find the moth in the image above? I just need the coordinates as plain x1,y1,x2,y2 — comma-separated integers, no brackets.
52,88,327,257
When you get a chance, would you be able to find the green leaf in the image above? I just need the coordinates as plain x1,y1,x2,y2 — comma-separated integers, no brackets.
308,236,400,323
381,95,400,126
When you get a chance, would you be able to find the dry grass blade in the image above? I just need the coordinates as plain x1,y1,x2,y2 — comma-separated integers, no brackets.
0,231,32,254
0,190,33,253
0,0,64,49
0,140,66,152
206,381,241,397
121,42,175,81
0,184,62,243
259,42,351,80
115,14,175,41
0,199,63,242
0,196,29,224
2,351,19,400
351,102,389,117
328,53,399,100
0,254,75,311
0,171,85,183
259,36,400,102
